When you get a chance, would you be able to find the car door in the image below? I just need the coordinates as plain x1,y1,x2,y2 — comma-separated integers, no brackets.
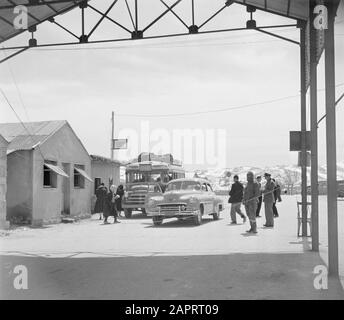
206,183,217,213
201,183,213,214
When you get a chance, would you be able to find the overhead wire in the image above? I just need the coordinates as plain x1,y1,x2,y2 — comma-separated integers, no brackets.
115,82,344,118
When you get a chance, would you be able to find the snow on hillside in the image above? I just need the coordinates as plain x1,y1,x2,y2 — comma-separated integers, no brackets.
120,162,344,192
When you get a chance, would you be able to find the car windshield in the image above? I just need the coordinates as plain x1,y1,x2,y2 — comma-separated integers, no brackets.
166,181,201,191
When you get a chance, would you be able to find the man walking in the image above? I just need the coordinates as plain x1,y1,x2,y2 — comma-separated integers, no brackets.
228,175,246,224
263,173,275,227
255,175,263,217
272,179,282,217
243,171,260,233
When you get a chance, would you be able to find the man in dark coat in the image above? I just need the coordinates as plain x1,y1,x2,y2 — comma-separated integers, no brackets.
228,175,246,224
272,179,282,217
255,175,263,217
116,185,124,217
94,183,107,220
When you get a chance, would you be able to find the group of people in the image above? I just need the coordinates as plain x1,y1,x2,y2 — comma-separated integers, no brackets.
228,172,282,234
94,183,124,224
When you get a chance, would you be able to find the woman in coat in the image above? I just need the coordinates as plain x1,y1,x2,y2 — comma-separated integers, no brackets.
103,185,120,224
116,185,124,217
94,183,107,220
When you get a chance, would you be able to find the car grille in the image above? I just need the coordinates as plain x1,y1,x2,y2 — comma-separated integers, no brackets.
125,193,146,205
158,203,190,214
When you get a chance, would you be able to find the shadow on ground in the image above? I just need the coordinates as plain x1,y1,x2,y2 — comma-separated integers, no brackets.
1,252,343,300
144,217,216,228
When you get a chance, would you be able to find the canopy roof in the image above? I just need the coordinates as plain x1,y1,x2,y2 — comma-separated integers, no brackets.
0,0,311,45
0,0,86,44
234,0,309,21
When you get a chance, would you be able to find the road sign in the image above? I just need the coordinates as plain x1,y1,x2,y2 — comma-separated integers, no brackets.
112,139,128,150
290,131,311,151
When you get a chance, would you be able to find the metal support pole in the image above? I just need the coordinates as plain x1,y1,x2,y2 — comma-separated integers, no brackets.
191,0,195,25
135,0,138,31
310,0,319,251
300,24,308,237
324,0,339,276
111,111,115,160
82,7,85,36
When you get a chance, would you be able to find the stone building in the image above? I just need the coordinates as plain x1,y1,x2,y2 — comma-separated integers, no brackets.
0,120,93,226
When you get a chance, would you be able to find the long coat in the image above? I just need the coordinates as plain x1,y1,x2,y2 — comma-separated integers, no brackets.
94,186,107,213
103,191,118,218
115,187,124,211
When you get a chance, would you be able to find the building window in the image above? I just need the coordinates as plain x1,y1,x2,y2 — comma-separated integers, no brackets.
74,165,85,188
43,161,57,188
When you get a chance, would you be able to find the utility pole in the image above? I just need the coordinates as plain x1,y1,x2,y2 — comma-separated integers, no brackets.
111,111,114,160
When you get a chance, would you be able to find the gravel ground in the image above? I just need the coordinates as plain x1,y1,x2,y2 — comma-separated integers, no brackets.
0,195,343,299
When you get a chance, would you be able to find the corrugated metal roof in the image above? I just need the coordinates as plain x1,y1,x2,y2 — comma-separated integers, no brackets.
234,0,309,20
0,120,66,153
90,154,122,166
0,0,87,44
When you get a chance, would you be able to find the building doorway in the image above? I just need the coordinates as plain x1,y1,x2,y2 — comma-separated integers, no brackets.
61,163,70,215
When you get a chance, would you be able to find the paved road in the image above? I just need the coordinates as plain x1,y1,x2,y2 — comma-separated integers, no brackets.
0,196,343,299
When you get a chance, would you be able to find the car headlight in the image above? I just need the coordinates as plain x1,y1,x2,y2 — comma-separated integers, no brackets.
148,199,157,207
189,197,197,204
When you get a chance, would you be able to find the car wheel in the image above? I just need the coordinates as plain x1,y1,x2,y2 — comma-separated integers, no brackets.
153,216,163,226
194,208,203,226
124,208,132,218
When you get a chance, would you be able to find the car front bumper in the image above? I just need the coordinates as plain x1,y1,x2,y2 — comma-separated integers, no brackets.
147,205,199,217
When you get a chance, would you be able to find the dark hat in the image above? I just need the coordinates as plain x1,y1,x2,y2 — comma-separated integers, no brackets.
264,172,271,177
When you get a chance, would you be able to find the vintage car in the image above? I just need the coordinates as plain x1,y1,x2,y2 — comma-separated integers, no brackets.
146,178,224,226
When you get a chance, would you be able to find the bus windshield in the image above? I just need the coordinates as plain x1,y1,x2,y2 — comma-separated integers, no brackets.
126,172,167,183
166,181,201,192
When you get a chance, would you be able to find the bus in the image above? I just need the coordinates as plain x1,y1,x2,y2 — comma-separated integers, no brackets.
122,153,185,218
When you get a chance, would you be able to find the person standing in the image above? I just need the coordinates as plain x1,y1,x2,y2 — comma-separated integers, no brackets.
243,171,260,233
255,175,263,217
228,175,246,224
263,173,275,227
116,185,125,217
104,185,120,224
272,179,282,217
94,183,107,220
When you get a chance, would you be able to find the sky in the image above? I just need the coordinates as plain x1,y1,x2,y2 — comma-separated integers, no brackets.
0,0,344,170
